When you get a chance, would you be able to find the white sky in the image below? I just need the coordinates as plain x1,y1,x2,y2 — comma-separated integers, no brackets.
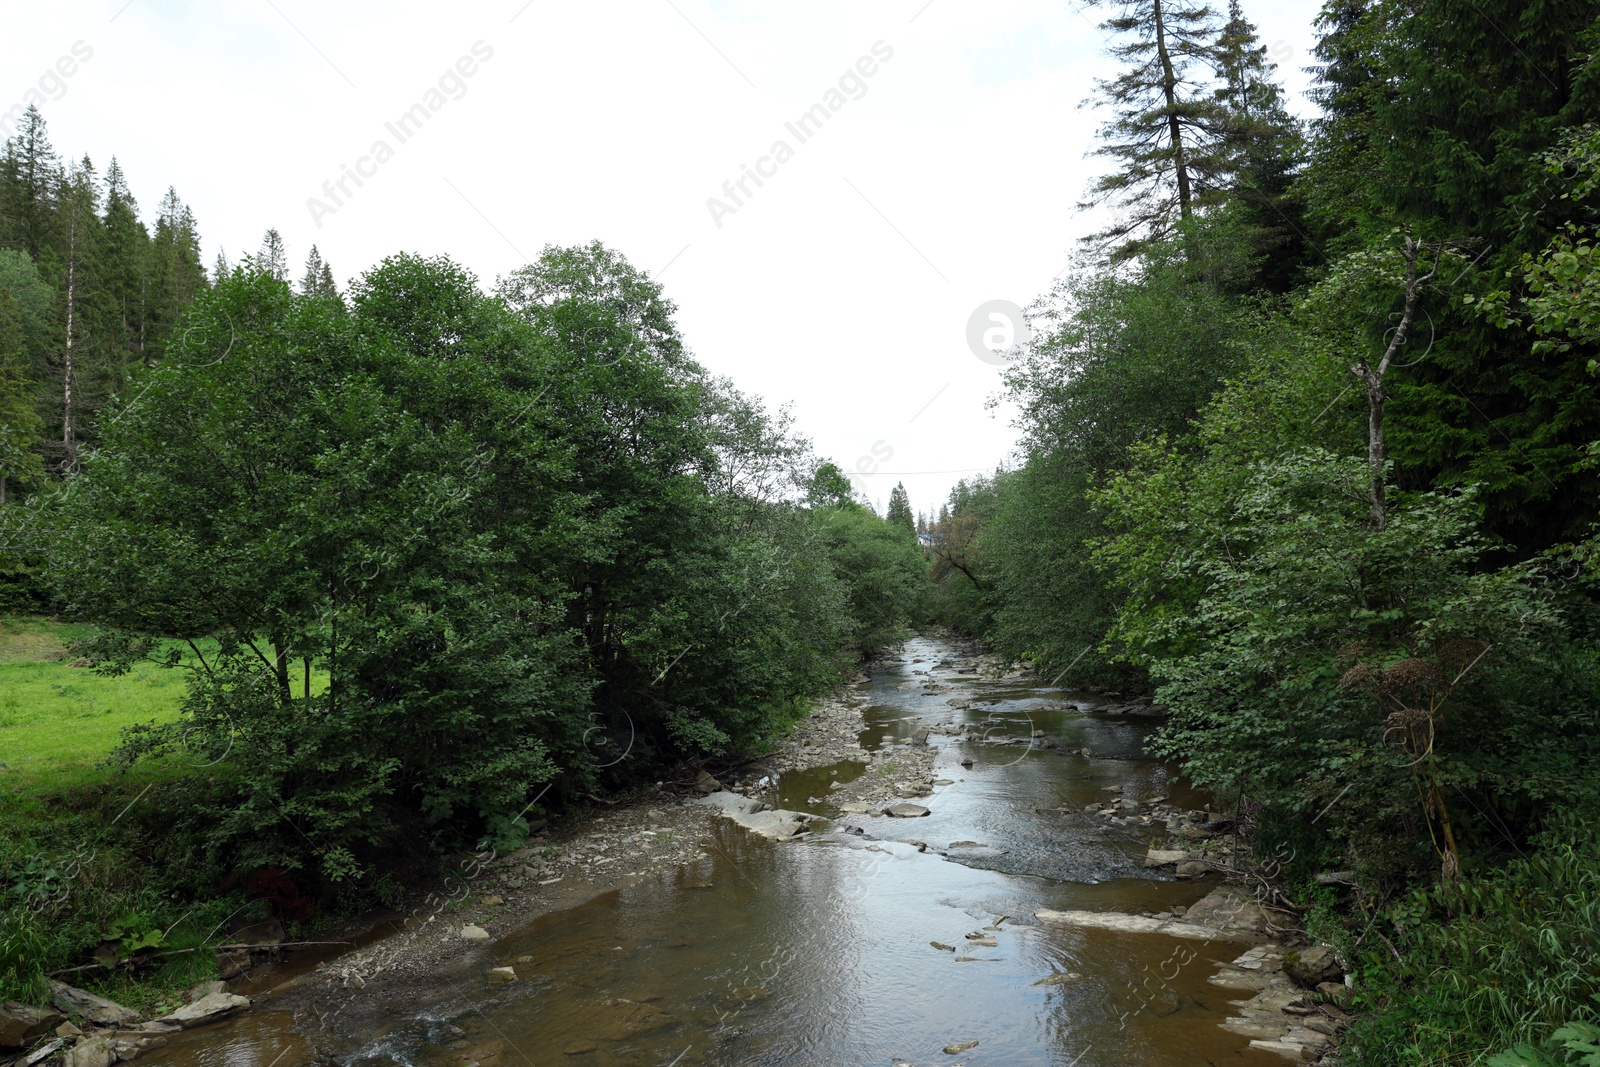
4,0,1327,517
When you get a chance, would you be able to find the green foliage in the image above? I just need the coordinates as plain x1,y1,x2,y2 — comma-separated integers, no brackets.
1345,816,1600,1066
27,244,905,890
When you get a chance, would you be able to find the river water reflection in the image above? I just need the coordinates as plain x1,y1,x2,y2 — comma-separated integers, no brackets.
144,637,1280,1067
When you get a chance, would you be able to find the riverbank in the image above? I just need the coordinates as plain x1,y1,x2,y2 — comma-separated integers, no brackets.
16,631,1365,1067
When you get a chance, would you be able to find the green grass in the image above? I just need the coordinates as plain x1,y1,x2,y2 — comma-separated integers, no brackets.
0,617,191,781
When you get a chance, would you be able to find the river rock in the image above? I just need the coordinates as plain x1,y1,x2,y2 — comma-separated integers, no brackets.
1284,945,1342,989
1182,884,1275,939
944,1039,980,1053
1316,981,1353,1007
1,1004,66,1047
49,982,139,1026
694,770,722,794
696,791,817,839
596,1000,674,1040
884,803,929,818
1144,849,1187,867
1032,972,1082,986
930,941,956,952
461,924,491,941
157,992,250,1028
488,967,517,984
62,1036,115,1067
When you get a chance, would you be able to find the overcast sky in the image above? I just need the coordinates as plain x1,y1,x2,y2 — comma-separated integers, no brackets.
5,0,1327,516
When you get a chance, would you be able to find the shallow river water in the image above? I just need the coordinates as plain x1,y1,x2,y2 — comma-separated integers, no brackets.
142,636,1280,1067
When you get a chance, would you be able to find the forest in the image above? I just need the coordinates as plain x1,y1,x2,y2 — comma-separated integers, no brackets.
0,1,1597,1064
922,1,1600,1064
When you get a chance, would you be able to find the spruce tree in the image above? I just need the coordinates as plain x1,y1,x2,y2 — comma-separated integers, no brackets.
886,481,915,534
257,228,288,282
1080,0,1231,258
100,158,152,367
147,188,206,362
299,245,339,301
0,106,61,259
1210,0,1305,289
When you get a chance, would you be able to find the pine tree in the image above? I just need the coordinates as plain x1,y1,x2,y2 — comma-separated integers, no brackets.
0,106,61,259
147,187,206,361
257,228,288,282
299,245,339,301
1080,0,1232,258
886,481,915,534
1209,0,1305,288
100,158,152,367
213,247,231,281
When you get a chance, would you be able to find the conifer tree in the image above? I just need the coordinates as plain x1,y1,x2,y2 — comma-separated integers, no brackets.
147,187,206,361
0,286,43,502
1080,0,1232,258
886,481,915,534
257,228,288,282
0,106,61,258
213,247,231,281
299,245,339,301
100,158,151,367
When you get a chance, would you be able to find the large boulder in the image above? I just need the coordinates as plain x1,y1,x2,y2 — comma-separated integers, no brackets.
1284,945,1343,989
0,1003,66,1048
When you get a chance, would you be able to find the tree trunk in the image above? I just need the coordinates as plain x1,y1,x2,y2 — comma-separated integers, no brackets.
1351,237,1434,531
62,218,77,474
1153,0,1193,220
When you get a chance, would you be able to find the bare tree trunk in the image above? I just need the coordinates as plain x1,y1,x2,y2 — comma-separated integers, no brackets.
1350,236,1438,531
62,216,77,474
1153,0,1192,220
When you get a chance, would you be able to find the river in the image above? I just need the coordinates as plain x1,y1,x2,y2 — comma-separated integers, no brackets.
141,635,1281,1066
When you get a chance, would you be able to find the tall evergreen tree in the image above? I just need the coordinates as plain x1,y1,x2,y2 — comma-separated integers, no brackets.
299,245,338,301
1209,0,1306,288
147,187,207,362
0,106,61,259
886,481,915,534
1081,0,1232,258
100,158,152,368
257,228,288,282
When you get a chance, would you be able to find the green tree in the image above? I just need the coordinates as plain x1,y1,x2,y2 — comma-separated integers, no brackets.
1081,0,1231,257
885,481,914,534
0,105,61,259
299,245,338,302
0,286,43,501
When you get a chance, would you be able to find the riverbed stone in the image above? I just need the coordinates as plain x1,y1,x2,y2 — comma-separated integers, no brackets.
884,803,930,818
461,924,491,941
1032,972,1082,986
62,1036,115,1067
931,941,956,951
157,992,250,1029
0,1003,65,1048
48,982,139,1026
944,1039,980,1053
1143,849,1186,867
1283,945,1342,989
